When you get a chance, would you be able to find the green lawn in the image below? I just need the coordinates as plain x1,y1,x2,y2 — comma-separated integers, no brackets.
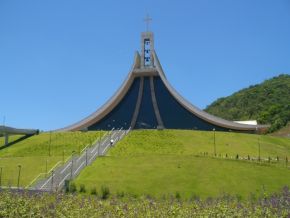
107,130,290,158
75,130,290,199
0,135,23,148
0,131,105,187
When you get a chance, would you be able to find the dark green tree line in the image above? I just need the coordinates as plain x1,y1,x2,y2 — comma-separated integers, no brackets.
205,74,290,132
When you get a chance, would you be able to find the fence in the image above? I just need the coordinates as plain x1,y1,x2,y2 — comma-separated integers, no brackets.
197,152,289,168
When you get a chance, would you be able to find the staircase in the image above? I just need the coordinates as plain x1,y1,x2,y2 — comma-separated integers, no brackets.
30,128,130,191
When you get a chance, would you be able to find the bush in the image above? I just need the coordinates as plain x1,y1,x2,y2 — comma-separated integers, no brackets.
116,191,125,198
175,192,181,200
0,188,289,217
91,187,98,196
100,185,110,199
64,180,70,193
69,182,77,193
79,184,86,193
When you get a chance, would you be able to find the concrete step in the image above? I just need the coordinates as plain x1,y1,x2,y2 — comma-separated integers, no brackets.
30,128,130,191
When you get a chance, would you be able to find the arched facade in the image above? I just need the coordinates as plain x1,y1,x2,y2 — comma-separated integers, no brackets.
59,32,269,133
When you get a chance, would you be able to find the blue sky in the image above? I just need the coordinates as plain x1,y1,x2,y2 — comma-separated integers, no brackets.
0,0,290,131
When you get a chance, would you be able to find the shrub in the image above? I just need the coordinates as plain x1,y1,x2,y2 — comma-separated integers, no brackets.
235,194,242,201
91,187,98,196
116,191,125,198
64,180,70,193
69,182,77,193
190,193,200,201
100,185,110,199
0,188,289,216
79,184,86,193
175,191,181,200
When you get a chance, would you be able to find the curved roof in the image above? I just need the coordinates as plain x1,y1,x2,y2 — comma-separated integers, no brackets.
59,50,269,132
152,51,268,131
58,52,140,131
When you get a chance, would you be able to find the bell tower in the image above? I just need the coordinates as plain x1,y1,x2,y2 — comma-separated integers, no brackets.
140,15,154,68
60,15,269,133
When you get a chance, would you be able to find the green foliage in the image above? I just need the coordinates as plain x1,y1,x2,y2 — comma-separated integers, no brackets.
175,192,181,200
205,74,290,132
100,185,110,199
69,182,77,193
0,188,289,217
75,130,290,199
90,187,98,196
116,190,125,198
64,180,70,193
79,184,86,193
272,122,290,137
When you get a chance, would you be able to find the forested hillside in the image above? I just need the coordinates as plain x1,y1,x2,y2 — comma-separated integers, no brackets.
205,74,290,132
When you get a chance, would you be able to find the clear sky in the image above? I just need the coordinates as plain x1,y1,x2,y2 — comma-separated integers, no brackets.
1,0,290,131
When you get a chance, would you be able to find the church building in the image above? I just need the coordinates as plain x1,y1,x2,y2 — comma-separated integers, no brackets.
60,30,268,133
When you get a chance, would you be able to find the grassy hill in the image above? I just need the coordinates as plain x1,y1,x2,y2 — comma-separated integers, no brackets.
0,135,23,148
0,131,104,187
75,130,290,199
205,74,290,133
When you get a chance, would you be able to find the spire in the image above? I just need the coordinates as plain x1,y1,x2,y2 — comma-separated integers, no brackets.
141,15,154,68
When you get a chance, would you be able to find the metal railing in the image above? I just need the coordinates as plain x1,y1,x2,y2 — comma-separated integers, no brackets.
29,127,131,191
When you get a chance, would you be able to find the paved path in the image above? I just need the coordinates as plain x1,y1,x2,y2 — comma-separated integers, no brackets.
31,128,130,191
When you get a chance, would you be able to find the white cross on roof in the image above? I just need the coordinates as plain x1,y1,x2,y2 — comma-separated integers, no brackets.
144,14,152,31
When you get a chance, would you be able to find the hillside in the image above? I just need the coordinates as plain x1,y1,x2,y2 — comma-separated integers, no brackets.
0,131,104,187
272,122,290,137
75,130,290,199
205,74,290,133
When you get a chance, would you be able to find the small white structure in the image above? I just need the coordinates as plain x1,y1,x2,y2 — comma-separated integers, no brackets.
234,120,258,125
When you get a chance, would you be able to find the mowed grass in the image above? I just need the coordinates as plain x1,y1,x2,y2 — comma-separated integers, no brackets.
0,135,23,148
0,131,105,187
107,130,290,158
75,130,290,199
